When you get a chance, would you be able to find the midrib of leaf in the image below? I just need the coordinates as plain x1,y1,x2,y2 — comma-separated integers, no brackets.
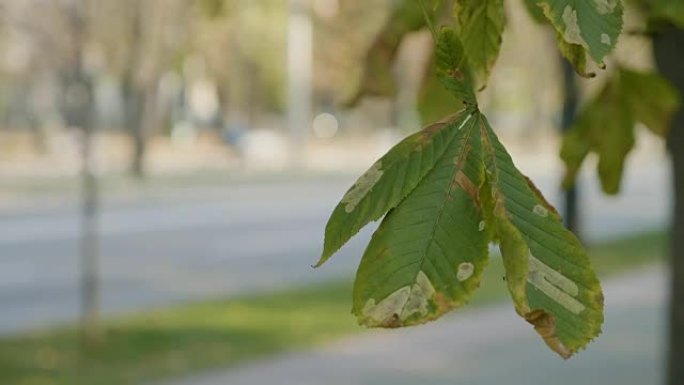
358,114,478,288
352,112,489,326
415,114,480,287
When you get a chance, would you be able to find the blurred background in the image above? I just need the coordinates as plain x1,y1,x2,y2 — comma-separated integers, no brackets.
0,1,671,385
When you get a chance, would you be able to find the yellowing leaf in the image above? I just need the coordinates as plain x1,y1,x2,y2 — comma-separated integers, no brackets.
479,114,604,358
556,33,595,78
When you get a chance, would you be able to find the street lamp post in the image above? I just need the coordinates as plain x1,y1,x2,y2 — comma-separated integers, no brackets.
287,0,313,168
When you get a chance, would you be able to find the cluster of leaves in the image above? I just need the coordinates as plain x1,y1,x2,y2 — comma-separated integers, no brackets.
349,0,625,104
318,0,618,358
555,0,681,194
562,68,680,194
630,0,684,28
318,0,681,359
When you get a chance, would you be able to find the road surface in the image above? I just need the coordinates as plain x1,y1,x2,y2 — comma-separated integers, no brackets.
158,266,668,385
0,147,670,334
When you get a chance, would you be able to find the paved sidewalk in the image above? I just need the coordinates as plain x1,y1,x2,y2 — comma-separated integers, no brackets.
158,266,667,385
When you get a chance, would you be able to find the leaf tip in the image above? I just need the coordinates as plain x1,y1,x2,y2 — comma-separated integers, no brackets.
313,249,332,269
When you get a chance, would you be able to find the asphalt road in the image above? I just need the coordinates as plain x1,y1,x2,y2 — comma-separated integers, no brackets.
162,266,666,385
0,150,670,334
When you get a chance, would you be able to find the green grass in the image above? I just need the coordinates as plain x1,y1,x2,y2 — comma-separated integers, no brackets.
0,231,667,385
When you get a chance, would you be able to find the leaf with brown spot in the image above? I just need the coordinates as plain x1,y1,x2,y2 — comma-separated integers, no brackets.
479,113,603,358
351,113,491,328
317,111,473,267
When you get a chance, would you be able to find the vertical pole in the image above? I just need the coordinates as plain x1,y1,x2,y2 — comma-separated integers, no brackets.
80,99,99,344
64,0,101,344
559,58,580,236
287,0,313,168
226,0,247,135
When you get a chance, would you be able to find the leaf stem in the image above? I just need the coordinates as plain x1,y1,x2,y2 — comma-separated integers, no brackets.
417,0,438,41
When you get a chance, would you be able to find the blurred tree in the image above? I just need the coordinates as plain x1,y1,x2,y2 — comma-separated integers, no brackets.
9,0,102,344
0,0,190,341
92,0,190,177
194,0,288,129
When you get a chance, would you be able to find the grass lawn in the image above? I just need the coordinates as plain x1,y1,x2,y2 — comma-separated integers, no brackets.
0,231,667,385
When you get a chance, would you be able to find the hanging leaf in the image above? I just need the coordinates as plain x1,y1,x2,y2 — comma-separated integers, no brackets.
555,32,595,78
352,112,488,327
454,0,506,89
434,28,477,106
561,78,633,194
536,0,623,67
620,69,681,137
317,111,473,267
561,68,680,194
479,114,604,358
522,1,595,78
319,109,604,358
320,14,605,361
631,0,684,28
318,28,476,267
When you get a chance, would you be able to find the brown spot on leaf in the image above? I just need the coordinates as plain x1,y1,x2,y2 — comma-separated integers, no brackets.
448,68,464,81
455,171,480,207
524,176,562,219
525,310,573,359
381,314,402,328
431,292,454,314
423,121,448,135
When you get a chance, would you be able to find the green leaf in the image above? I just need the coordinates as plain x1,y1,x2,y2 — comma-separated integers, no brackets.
620,69,681,137
653,3,684,27
561,78,634,194
320,110,603,357
556,33,595,78
316,110,473,267
631,0,684,28
522,0,548,23
352,112,490,327
435,28,477,106
454,0,506,89
537,0,624,65
561,68,680,194
479,114,604,358
521,1,595,78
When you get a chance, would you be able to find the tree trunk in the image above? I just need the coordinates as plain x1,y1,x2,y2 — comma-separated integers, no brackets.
559,57,580,236
124,82,158,179
122,78,144,178
653,24,684,385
